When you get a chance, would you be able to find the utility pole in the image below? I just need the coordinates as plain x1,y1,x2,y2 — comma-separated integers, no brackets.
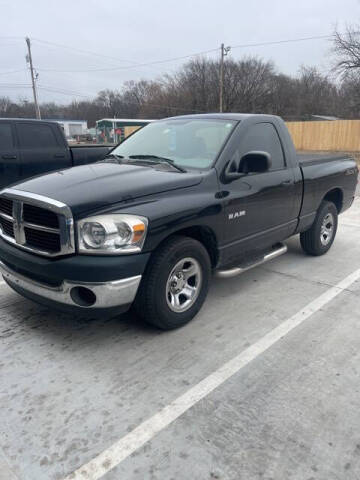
25,37,41,119
113,117,117,144
219,43,231,113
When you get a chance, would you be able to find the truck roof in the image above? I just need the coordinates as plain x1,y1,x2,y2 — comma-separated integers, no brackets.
0,118,59,123
96,118,156,124
0,113,280,124
164,113,281,122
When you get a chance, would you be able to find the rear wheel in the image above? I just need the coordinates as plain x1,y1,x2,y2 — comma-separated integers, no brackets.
134,235,211,330
300,200,338,256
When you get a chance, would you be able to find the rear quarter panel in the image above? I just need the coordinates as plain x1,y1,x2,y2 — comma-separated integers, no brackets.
299,157,358,230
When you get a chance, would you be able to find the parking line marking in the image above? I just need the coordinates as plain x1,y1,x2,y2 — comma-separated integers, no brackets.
63,267,360,480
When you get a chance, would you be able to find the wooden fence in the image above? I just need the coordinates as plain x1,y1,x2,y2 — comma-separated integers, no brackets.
124,126,142,138
285,120,360,152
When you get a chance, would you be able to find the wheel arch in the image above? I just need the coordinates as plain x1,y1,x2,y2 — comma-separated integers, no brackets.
154,225,219,269
322,188,343,213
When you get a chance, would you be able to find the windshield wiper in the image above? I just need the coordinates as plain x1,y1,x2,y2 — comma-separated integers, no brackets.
129,155,186,172
104,153,124,160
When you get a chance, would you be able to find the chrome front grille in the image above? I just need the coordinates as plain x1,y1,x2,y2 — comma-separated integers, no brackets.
0,189,75,257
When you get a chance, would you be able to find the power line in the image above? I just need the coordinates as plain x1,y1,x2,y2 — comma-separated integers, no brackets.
231,34,333,50
32,38,141,66
37,84,93,98
31,38,185,75
0,36,23,41
0,83,32,87
1,32,335,112
0,83,92,98
33,33,333,74
36,47,220,73
0,68,28,76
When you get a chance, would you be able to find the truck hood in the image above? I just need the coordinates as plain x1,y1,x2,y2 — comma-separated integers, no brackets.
11,162,204,216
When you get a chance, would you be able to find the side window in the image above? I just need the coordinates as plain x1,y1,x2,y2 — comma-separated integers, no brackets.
239,123,285,171
0,124,14,149
17,124,59,148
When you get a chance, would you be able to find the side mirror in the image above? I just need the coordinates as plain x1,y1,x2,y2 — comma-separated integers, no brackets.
239,151,271,174
224,151,272,181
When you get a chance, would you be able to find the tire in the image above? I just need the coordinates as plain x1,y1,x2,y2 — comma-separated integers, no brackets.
300,200,338,256
134,235,211,330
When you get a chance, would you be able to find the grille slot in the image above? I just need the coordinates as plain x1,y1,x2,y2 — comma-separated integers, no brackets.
23,203,59,229
0,198,13,217
25,227,61,253
0,217,14,238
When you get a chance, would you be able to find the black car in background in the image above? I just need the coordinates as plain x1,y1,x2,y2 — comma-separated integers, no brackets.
0,118,111,189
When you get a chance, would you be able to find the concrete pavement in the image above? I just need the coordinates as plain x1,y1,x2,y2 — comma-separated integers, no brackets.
0,194,359,480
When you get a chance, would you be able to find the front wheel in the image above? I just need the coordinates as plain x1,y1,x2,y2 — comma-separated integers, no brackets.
300,200,338,256
134,235,211,330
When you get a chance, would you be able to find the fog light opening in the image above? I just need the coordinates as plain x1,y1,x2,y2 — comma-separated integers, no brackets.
70,286,96,307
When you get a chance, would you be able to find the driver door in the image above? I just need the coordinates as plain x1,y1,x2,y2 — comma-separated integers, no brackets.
220,122,296,264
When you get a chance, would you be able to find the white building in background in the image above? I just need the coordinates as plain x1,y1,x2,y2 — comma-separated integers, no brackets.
45,119,88,139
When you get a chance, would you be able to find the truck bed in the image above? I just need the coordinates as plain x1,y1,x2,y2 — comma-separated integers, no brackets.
70,144,112,166
297,152,352,167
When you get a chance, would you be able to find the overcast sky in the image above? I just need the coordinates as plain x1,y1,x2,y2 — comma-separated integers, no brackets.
1,0,360,103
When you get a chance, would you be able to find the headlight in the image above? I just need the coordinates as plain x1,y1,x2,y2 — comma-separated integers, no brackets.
77,214,148,254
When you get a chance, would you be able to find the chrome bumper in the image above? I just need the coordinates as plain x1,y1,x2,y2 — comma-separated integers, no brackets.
0,260,141,309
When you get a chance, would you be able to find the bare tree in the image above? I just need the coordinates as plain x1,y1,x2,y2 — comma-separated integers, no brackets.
223,57,275,112
1,53,359,123
338,74,360,118
334,25,360,77
0,97,12,116
270,74,298,117
296,66,339,117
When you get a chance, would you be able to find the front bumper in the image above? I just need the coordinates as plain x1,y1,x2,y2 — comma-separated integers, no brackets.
0,236,150,316
0,236,151,283
0,259,141,311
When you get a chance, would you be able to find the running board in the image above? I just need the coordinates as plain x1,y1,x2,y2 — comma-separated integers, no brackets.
215,243,288,279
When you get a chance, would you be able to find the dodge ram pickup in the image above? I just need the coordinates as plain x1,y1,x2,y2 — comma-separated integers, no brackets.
0,118,111,189
0,114,357,329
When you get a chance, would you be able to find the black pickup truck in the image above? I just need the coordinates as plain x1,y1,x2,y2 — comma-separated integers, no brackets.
0,114,357,329
0,118,111,189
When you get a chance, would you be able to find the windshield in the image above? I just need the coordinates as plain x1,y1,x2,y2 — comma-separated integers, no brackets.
111,118,237,169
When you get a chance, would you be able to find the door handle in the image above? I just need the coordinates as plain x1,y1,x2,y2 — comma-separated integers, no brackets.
281,180,291,186
54,154,65,158
1,154,17,160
